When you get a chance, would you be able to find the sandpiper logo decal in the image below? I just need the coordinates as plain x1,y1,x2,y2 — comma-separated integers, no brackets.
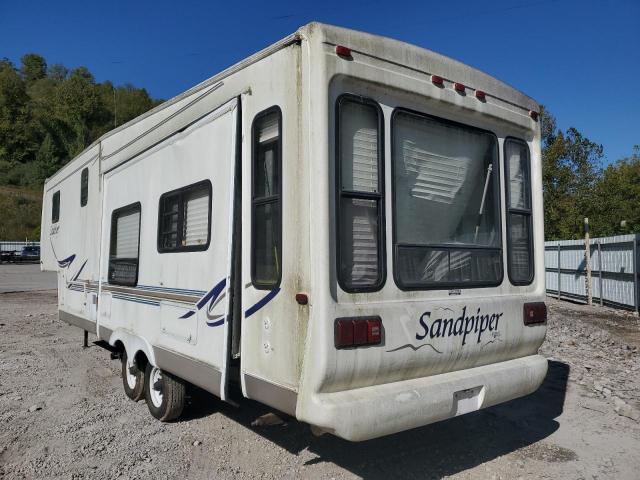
387,306,504,353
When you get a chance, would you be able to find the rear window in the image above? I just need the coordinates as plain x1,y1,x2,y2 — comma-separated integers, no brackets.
505,138,534,285
392,109,502,289
335,95,385,292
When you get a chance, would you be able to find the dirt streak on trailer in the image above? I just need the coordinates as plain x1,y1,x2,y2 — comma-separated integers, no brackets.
41,22,547,441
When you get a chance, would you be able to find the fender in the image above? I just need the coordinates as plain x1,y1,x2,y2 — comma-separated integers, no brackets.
108,329,157,367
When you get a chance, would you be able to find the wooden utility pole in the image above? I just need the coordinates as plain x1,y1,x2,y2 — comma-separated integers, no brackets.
584,217,592,305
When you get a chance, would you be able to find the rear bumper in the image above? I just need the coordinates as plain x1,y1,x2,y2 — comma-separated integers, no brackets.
302,354,548,441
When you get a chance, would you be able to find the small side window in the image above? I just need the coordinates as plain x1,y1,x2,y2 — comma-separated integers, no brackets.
336,95,385,292
80,168,88,207
52,191,60,223
109,203,141,286
157,180,212,253
251,107,282,289
504,138,534,285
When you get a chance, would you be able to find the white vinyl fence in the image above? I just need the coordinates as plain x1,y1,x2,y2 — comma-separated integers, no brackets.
0,241,40,253
545,234,640,313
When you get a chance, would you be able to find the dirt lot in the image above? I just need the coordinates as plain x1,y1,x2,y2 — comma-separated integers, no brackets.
0,264,56,293
1,268,639,479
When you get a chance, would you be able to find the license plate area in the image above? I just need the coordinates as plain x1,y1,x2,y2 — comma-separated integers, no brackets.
452,385,485,416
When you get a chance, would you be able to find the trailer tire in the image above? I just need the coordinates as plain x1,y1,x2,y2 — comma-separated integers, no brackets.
121,350,144,401
144,363,185,421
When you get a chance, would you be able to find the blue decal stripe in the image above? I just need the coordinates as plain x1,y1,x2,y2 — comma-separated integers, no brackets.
173,278,228,328
245,288,280,318
57,254,76,268
112,294,160,306
72,259,87,281
196,279,227,309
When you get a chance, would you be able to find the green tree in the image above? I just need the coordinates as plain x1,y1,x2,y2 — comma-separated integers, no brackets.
0,60,31,166
0,53,163,238
20,54,47,83
591,146,640,235
53,66,107,157
541,107,604,239
0,53,162,190
47,63,68,82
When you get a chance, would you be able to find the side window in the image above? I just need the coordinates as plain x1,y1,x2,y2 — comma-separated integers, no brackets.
157,180,212,253
52,191,60,223
109,203,141,286
504,138,534,285
80,168,88,207
251,107,282,289
336,95,385,292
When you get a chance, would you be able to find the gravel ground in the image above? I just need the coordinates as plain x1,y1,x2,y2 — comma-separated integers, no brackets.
0,264,55,293
1,272,639,479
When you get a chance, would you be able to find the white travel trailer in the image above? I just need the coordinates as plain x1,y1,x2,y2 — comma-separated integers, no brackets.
41,23,548,441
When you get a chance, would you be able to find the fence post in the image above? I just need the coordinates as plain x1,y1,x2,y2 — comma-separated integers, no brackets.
597,242,603,306
584,218,592,305
634,236,639,315
557,244,561,300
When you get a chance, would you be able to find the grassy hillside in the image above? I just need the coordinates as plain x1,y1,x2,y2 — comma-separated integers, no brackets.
0,186,42,241
0,53,161,242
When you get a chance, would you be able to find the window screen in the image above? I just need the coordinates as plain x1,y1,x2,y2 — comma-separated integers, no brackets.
505,138,534,284
52,191,60,223
80,168,88,207
392,109,501,289
157,180,211,253
251,107,282,289
336,96,384,292
109,203,141,286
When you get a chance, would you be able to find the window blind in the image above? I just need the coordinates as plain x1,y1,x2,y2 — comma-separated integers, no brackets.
115,210,140,259
183,189,209,246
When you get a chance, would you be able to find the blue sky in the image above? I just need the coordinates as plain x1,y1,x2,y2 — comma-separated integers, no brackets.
1,0,638,164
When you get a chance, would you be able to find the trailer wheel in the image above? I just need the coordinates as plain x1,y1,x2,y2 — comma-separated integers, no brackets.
121,350,144,401
144,363,185,421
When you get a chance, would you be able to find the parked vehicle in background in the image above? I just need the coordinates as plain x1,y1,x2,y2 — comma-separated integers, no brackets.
0,242,41,263
0,250,15,263
41,22,547,441
16,245,40,263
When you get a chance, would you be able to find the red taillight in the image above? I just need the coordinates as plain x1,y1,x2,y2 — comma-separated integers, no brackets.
475,90,486,101
454,82,465,93
353,320,368,345
295,293,308,305
529,110,539,121
334,319,354,348
335,45,352,58
335,317,383,349
431,74,444,86
524,302,547,325
367,319,381,343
